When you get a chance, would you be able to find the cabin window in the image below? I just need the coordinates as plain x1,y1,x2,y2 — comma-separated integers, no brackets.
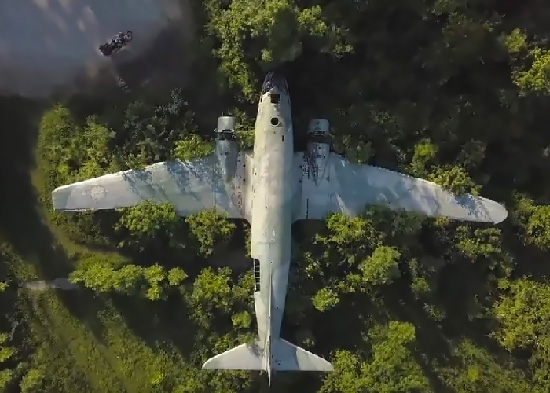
271,117,279,126
270,93,280,104
253,259,260,292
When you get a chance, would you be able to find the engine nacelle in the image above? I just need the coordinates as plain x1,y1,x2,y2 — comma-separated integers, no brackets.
216,116,236,136
216,116,239,181
306,119,331,183
308,118,330,135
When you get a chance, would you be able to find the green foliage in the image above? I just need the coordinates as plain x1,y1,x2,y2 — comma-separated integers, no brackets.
19,368,46,393
454,226,502,260
38,105,115,184
312,287,340,312
231,311,252,329
116,89,199,168
204,0,352,100
168,267,188,286
185,209,236,257
513,195,550,251
428,165,480,196
502,28,527,55
115,201,181,251
409,139,438,177
37,105,114,245
187,267,253,332
13,0,550,391
116,201,178,239
492,279,550,392
144,264,168,301
189,267,233,326
456,140,486,170
232,108,255,150
173,134,214,161
321,321,429,392
493,279,550,352
358,246,401,286
525,205,550,250
0,369,14,392
513,48,550,95
316,213,382,256
69,259,186,300
437,339,532,393
409,257,444,300
0,333,16,391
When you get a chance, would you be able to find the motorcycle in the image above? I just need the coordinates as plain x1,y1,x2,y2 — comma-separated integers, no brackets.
99,31,133,57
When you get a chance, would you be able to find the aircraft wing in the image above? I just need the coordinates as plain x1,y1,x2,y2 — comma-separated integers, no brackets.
52,153,253,220
293,152,508,223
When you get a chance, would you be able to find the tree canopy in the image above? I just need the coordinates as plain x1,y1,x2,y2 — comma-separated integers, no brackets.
4,0,550,391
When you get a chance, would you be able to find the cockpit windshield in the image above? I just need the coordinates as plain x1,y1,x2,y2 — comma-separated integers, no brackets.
261,71,288,95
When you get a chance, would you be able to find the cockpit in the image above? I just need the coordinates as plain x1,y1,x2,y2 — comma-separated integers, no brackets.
261,71,288,95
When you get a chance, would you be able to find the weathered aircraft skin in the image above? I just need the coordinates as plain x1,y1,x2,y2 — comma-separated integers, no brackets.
52,71,508,385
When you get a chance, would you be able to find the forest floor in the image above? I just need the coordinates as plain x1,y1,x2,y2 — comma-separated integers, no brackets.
0,78,202,393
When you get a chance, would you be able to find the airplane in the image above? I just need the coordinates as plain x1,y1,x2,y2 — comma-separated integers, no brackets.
51,71,508,385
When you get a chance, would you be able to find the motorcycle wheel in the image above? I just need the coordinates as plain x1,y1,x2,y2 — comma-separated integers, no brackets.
125,31,133,42
99,44,112,56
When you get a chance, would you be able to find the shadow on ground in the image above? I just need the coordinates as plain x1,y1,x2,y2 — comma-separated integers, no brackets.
0,95,74,279
0,15,252,373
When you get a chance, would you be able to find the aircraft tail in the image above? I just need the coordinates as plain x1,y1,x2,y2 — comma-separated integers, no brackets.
202,341,264,370
201,338,333,372
272,339,333,371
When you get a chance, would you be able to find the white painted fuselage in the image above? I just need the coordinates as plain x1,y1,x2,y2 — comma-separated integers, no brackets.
250,84,295,376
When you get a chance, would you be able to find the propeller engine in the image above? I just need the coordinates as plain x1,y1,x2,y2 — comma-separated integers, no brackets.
216,116,239,181
306,119,331,184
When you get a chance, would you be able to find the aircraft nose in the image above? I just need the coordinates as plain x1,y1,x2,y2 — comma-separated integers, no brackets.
261,71,288,94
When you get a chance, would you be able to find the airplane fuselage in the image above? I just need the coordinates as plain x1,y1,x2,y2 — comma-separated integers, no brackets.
250,82,294,374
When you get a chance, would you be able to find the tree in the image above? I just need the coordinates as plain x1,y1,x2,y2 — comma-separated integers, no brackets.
38,105,116,185
493,279,550,352
437,339,532,393
454,226,502,260
357,246,401,287
188,267,233,328
409,138,438,177
0,333,16,392
513,48,550,95
19,368,46,393
312,287,340,312
185,209,236,257
513,194,550,251
115,201,182,251
493,279,550,391
69,256,187,300
321,321,430,393
231,311,252,329
37,105,116,245
428,165,480,196
203,0,352,100
116,90,199,169
173,135,214,161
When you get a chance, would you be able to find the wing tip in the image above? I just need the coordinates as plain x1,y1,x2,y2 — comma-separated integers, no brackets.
482,198,508,224
493,206,508,224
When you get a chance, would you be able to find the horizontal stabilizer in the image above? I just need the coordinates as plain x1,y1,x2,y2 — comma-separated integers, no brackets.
272,339,333,371
202,342,263,370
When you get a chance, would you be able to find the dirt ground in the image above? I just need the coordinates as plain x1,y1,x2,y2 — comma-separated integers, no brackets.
0,0,195,97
